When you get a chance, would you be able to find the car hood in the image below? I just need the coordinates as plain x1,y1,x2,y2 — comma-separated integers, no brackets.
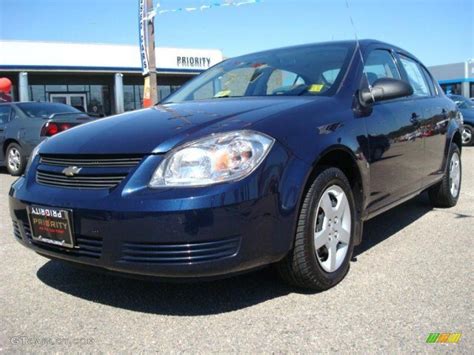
40,97,318,155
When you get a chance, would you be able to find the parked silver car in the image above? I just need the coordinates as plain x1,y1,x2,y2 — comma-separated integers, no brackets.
0,102,93,175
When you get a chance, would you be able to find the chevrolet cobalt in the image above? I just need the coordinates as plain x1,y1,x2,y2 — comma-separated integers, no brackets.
9,40,463,290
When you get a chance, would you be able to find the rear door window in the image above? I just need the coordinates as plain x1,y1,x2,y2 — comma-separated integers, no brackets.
420,66,437,95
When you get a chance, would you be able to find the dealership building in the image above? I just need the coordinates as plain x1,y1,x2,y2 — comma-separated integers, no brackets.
0,40,223,116
429,59,474,97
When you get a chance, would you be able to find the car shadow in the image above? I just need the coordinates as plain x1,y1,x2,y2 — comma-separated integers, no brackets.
36,193,434,315
37,262,294,315
354,192,433,257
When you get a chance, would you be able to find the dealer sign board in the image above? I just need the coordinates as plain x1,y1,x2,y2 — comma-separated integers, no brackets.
0,41,224,73
155,47,223,72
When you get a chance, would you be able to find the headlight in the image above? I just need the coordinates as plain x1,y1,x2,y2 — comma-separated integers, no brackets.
25,139,46,175
458,111,464,125
149,130,275,187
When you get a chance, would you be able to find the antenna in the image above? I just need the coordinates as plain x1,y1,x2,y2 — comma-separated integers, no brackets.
344,0,374,101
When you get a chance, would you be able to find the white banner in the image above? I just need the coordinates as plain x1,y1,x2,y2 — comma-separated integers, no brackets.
138,0,149,75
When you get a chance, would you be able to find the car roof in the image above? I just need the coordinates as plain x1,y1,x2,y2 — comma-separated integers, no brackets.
0,101,71,107
230,39,419,64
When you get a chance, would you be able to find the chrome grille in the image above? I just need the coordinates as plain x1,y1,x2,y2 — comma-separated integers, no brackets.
40,156,143,167
37,171,127,189
22,222,103,259
120,237,240,264
36,155,143,189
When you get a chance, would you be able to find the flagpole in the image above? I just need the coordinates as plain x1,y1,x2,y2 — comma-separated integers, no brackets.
145,0,159,105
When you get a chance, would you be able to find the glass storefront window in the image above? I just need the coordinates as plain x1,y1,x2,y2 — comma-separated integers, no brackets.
159,85,181,102
30,85,46,102
29,83,111,116
45,85,68,92
440,83,462,95
159,86,171,101
123,84,182,111
68,85,87,92
124,84,144,112
88,85,110,117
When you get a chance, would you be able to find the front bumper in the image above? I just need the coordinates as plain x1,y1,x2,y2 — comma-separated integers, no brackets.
8,148,304,279
10,194,285,278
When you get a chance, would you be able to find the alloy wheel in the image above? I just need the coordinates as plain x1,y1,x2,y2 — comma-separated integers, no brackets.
462,127,472,145
7,148,21,173
314,185,351,273
449,152,461,198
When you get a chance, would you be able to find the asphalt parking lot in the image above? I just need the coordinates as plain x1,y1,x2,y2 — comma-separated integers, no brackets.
0,148,472,353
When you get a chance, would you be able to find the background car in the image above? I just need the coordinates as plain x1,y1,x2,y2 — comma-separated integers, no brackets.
0,102,93,176
448,94,474,146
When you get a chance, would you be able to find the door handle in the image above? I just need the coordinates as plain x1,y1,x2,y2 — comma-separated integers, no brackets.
441,109,448,119
410,113,420,126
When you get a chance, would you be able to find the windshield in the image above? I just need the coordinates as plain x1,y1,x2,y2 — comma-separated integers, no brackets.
16,102,81,118
164,43,355,104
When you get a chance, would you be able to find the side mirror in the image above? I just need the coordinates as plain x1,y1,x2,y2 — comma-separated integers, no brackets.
359,78,413,107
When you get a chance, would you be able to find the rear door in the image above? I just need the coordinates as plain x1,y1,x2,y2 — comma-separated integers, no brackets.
397,55,450,187
362,48,424,212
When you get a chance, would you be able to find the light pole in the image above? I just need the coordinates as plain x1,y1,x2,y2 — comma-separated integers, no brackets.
140,0,159,107
145,0,159,105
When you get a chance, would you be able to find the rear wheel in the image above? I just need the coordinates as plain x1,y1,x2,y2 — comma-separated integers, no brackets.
428,144,461,208
6,143,26,176
277,167,356,291
462,125,473,146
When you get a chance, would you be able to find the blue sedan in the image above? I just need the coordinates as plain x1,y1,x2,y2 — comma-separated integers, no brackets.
9,40,463,290
447,94,474,146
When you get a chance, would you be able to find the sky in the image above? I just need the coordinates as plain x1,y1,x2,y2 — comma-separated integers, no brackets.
0,0,473,66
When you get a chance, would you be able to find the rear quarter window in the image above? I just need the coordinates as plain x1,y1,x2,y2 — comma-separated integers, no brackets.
0,105,11,124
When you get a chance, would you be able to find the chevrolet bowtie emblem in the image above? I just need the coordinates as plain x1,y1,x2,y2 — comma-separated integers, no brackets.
62,166,82,177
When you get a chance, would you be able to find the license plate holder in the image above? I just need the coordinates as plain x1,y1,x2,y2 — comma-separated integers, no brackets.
27,205,75,248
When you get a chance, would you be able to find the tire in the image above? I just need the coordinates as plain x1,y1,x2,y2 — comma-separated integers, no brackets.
428,144,461,208
5,143,26,176
462,125,473,146
277,167,357,291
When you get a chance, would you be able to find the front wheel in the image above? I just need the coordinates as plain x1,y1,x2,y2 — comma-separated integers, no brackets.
428,144,461,208
277,167,357,291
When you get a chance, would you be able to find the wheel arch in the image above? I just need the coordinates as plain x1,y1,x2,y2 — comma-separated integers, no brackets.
3,138,21,157
0,138,21,165
299,145,367,245
452,130,462,151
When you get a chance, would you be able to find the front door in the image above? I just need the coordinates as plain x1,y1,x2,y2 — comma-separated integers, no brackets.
50,93,87,112
361,49,424,212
